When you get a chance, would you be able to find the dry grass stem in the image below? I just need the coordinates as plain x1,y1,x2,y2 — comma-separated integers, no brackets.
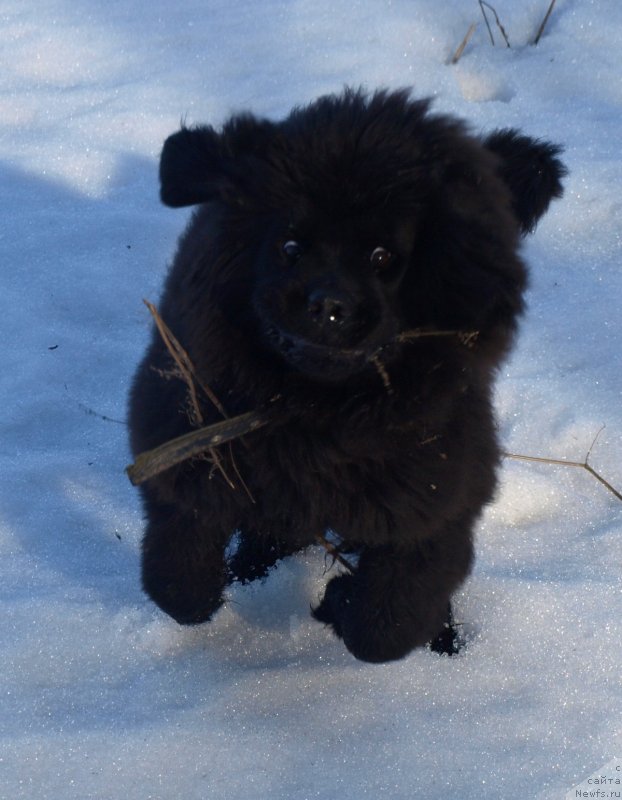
140,300,255,500
479,0,495,45
370,354,393,393
206,445,237,490
227,441,257,502
144,300,228,420
533,0,557,45
450,23,477,65
316,535,356,573
479,1,511,48
396,329,479,348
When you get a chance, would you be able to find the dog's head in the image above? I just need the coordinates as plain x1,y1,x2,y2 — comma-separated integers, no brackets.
159,89,566,382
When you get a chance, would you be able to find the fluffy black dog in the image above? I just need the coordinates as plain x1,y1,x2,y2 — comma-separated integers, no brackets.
129,89,565,663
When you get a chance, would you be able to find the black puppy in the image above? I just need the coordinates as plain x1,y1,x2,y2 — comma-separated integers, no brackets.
129,89,565,663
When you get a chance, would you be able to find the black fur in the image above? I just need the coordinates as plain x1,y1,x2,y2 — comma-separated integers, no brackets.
129,88,565,663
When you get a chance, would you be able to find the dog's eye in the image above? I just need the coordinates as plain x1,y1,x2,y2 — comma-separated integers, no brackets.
282,240,302,261
370,246,393,272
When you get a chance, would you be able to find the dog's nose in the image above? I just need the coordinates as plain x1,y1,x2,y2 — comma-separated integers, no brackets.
306,288,351,327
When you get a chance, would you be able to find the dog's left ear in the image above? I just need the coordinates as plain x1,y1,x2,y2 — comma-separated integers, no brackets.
484,129,567,233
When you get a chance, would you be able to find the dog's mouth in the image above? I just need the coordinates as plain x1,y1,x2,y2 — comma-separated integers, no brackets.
266,326,377,380
265,325,480,383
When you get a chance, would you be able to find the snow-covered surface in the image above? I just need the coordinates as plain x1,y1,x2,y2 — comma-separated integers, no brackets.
2,1,621,798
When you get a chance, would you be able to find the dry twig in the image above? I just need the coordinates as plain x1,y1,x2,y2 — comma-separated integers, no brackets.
126,410,272,485
503,427,622,504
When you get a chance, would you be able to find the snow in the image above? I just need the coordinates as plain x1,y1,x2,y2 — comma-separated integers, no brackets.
1,1,621,798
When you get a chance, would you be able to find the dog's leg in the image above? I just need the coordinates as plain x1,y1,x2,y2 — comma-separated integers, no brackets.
141,500,230,625
429,602,462,656
228,531,302,584
313,524,472,663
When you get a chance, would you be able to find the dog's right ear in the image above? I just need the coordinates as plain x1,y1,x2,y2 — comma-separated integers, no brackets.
159,126,227,208
159,116,275,208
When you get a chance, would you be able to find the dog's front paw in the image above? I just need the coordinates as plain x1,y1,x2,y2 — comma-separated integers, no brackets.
313,574,407,663
311,574,355,638
312,573,453,663
429,603,463,656
143,570,225,625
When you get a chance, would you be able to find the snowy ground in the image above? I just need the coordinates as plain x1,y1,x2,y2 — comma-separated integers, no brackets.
1,1,621,798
